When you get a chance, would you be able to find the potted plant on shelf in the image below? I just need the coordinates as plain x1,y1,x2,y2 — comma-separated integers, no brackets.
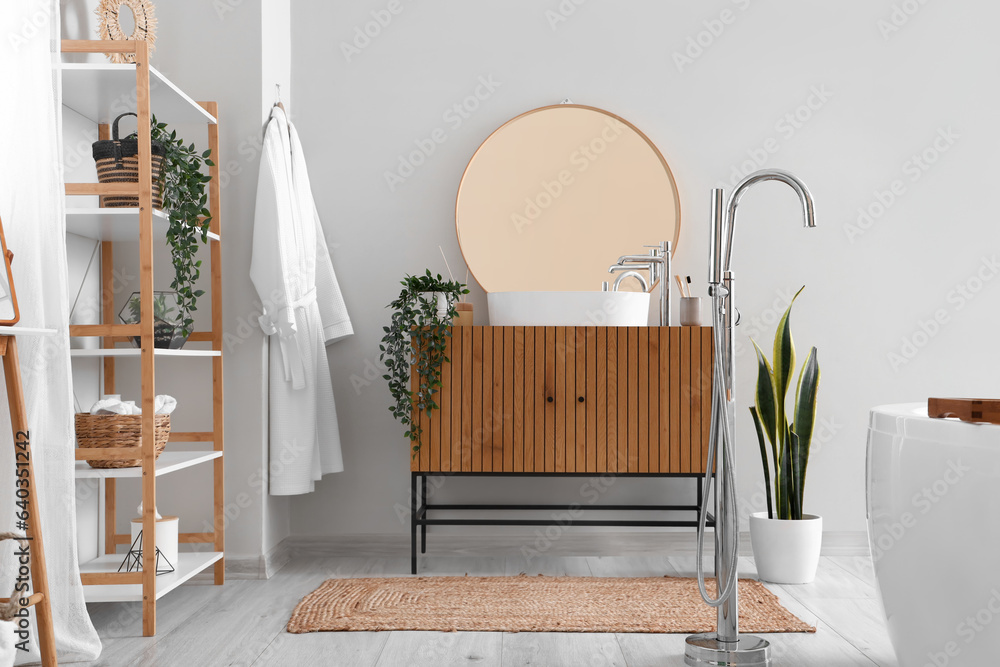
119,291,189,349
127,116,214,340
748,286,823,584
380,270,469,455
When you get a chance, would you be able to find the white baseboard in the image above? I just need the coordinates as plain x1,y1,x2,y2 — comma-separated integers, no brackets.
211,530,869,580
284,530,871,559
221,539,294,580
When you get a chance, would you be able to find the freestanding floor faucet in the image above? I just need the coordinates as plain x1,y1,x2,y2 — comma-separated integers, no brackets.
684,170,816,667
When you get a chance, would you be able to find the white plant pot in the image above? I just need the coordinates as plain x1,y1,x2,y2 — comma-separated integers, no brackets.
419,292,451,321
749,512,823,584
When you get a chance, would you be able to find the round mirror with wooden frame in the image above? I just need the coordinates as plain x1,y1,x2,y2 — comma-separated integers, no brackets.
456,104,680,293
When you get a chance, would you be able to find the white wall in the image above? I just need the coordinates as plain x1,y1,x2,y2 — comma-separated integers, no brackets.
62,0,291,567
258,0,293,558
289,0,1000,538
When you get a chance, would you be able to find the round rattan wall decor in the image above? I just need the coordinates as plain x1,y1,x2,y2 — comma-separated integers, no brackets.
96,0,157,64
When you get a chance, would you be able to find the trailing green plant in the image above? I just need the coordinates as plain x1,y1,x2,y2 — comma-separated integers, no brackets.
131,116,214,337
380,270,469,455
749,286,821,521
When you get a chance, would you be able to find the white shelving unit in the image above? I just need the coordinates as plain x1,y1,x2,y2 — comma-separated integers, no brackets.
75,450,222,479
60,63,217,125
66,208,221,242
70,348,221,358
0,326,57,336
76,449,223,604
63,40,224,633
78,552,224,603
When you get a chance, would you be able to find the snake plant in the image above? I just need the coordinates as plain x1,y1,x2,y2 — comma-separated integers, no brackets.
749,286,821,521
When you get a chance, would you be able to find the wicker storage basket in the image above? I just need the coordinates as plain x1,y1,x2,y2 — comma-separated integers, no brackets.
92,112,165,209
75,413,170,469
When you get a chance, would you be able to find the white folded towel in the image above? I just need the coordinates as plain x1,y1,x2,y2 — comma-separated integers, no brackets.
89,395,177,416
154,395,177,415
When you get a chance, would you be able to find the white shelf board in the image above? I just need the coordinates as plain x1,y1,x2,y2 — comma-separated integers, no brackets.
60,63,216,125
75,450,221,479
0,327,57,336
80,551,223,603
66,208,220,242
70,348,220,358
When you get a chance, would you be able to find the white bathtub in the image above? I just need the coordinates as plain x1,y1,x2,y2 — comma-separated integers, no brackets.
867,402,1000,667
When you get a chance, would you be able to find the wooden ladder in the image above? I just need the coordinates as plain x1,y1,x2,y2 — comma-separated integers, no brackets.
0,334,58,665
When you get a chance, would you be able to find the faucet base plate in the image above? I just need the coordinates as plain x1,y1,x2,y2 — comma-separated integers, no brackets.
684,633,770,666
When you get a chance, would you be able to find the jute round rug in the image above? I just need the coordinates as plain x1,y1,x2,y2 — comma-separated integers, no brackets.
287,575,814,634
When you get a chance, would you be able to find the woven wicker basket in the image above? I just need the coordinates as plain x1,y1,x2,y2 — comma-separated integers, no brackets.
92,112,165,209
76,413,170,469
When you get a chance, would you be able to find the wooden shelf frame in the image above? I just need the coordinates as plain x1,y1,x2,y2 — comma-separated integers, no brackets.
61,40,224,637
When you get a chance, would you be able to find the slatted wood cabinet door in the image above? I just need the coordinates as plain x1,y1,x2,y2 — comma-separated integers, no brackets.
413,326,713,474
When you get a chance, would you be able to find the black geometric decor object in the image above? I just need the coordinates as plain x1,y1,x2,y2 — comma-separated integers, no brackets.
118,530,175,576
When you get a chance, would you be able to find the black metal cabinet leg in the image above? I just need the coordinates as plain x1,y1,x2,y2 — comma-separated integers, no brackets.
410,472,417,574
420,474,428,554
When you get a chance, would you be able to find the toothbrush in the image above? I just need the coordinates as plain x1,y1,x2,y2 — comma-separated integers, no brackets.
674,275,686,297
685,276,693,298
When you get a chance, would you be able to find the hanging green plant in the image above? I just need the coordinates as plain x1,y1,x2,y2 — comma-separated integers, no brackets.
130,116,213,337
380,270,469,455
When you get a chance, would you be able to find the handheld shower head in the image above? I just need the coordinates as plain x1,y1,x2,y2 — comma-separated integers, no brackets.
690,169,817,667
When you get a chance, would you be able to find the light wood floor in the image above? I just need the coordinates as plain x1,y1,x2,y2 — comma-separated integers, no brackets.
80,542,896,667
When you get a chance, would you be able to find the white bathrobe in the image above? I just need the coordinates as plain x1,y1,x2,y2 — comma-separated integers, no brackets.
251,106,353,496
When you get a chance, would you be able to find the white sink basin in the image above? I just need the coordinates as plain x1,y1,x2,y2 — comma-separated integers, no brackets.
487,291,650,326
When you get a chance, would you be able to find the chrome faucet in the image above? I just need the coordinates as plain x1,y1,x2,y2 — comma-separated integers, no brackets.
611,270,648,292
710,169,816,286
686,169,816,667
607,241,671,325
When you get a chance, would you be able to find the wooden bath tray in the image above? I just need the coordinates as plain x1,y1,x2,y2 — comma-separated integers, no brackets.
928,398,1000,425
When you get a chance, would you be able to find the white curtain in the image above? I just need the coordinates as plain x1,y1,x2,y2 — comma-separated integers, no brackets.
0,0,102,662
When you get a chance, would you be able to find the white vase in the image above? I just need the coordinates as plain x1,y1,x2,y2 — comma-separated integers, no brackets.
419,292,451,321
749,512,823,584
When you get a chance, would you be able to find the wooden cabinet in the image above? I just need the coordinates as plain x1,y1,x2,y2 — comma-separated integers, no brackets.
412,326,713,475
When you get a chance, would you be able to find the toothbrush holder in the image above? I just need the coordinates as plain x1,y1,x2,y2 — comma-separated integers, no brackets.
454,302,474,327
680,297,703,327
